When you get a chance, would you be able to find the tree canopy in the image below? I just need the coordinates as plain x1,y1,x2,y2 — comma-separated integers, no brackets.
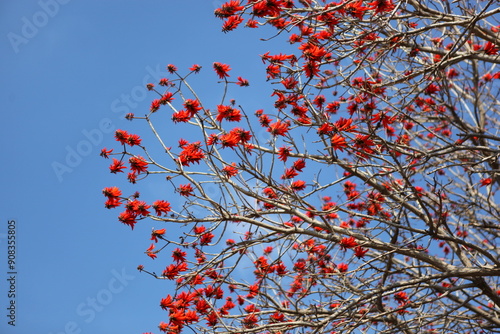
101,1,500,333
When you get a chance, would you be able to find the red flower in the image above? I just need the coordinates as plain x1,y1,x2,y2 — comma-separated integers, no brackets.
425,83,440,95
278,146,292,162
281,167,298,179
150,99,160,112
231,128,252,143
103,186,122,198
222,15,244,32
178,183,194,196
394,291,408,303
222,163,239,178
368,0,396,14
318,122,334,135
109,158,126,173
125,199,151,216
480,178,493,187
160,295,173,310
100,148,113,158
354,246,368,258
172,248,187,263
114,129,129,145
126,133,142,146
200,232,215,245
299,43,328,62
118,211,137,229
151,228,166,242
167,64,177,73
216,105,242,122
268,120,290,136
127,172,136,184
193,225,206,234
263,187,278,199
104,197,122,209
189,64,202,72
236,76,249,86
293,159,306,172
219,132,240,148
129,156,148,174
183,99,202,116
331,134,347,151
179,142,205,166
339,236,358,249
213,62,231,79
290,180,306,191
339,0,368,19
334,117,357,132
337,263,348,272
483,42,498,55
160,92,174,104
152,200,171,216
246,19,258,28
172,110,192,123
214,0,244,18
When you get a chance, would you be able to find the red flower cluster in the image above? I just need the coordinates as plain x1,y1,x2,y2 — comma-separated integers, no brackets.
178,142,205,166
114,129,142,146
213,62,231,79
216,105,242,122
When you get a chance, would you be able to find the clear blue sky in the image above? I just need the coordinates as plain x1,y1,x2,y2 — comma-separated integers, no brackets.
0,1,285,333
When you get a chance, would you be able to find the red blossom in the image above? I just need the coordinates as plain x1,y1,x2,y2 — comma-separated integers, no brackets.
114,129,129,145
213,62,231,79
109,158,126,173
480,178,493,187
167,64,177,73
337,263,348,272
103,186,122,198
151,228,166,242
189,64,202,72
200,232,215,245
219,131,241,148
268,120,290,136
483,42,498,55
222,15,244,32
339,236,358,249
172,110,192,123
129,156,148,174
178,183,194,196
368,0,396,14
236,76,249,86
193,225,206,234
104,197,122,209
216,105,242,122
214,0,244,18
172,248,187,263
290,180,306,191
281,167,298,179
126,199,151,216
278,146,292,162
118,211,137,229
331,134,347,151
184,99,202,116
152,200,171,216
100,148,113,158
222,163,239,178
179,142,205,166
293,159,306,172
354,246,368,258
150,99,160,112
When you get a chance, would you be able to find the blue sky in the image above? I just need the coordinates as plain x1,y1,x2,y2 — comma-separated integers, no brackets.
0,1,286,333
